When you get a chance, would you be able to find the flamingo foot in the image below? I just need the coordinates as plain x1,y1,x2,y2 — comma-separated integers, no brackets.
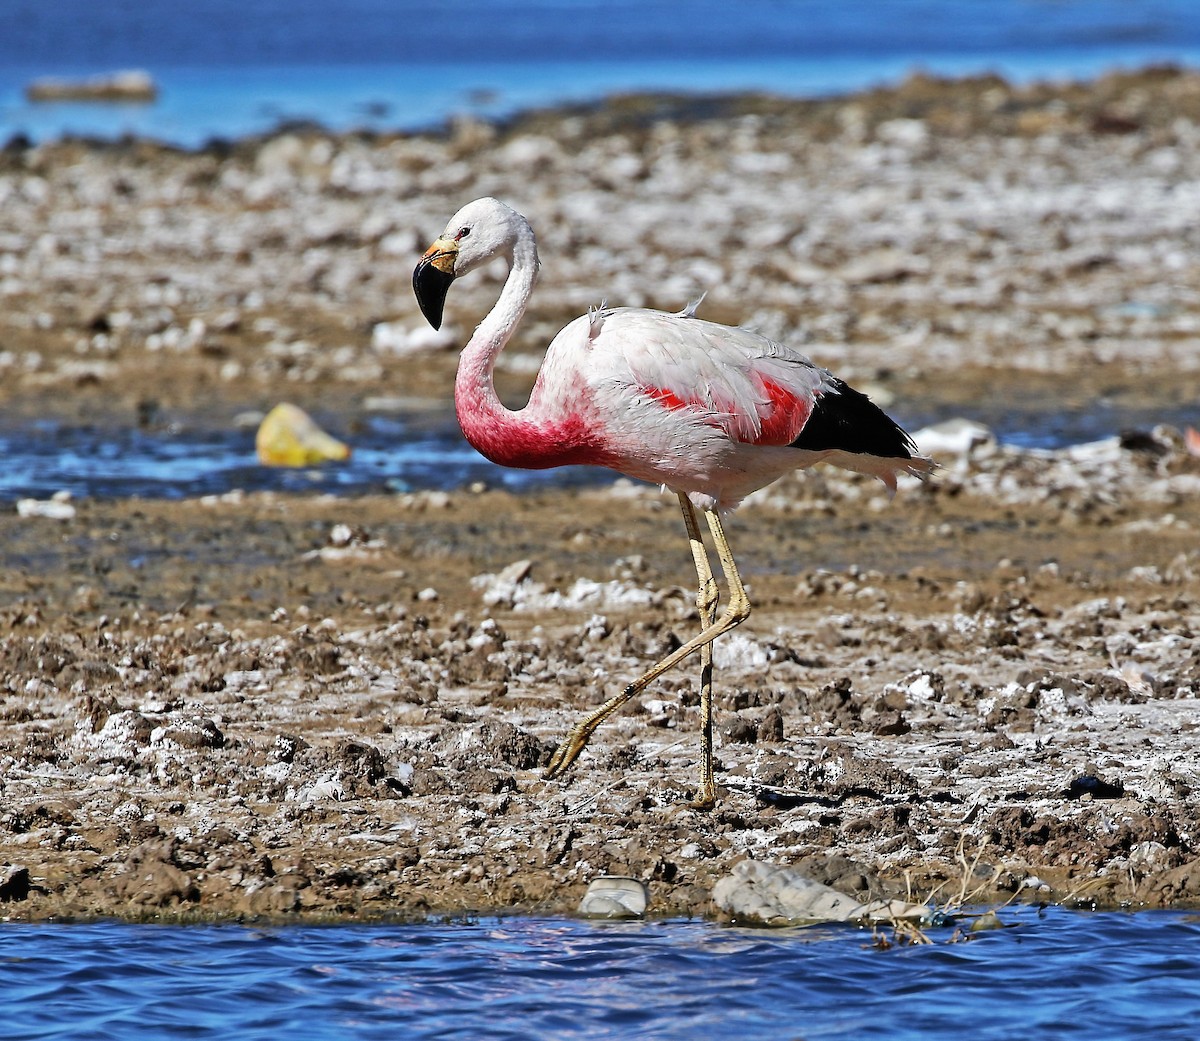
544,727,590,780
687,788,716,812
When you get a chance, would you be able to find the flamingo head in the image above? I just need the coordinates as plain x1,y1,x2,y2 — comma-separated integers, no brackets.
413,197,528,329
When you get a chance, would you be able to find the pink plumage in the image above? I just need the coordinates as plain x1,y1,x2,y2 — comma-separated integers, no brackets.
414,197,933,808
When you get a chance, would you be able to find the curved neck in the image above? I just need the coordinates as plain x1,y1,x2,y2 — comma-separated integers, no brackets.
454,229,540,457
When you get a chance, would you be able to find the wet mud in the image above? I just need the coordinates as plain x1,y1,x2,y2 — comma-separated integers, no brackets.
1,68,1199,920
2,456,1198,921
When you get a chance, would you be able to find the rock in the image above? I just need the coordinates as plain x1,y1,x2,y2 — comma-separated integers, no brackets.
99,710,155,747
968,910,1006,932
872,710,912,737
255,403,351,467
578,876,649,919
876,117,930,148
371,321,457,355
912,419,997,456
109,842,200,908
472,559,534,608
0,865,31,902
712,861,929,926
721,716,758,744
837,248,929,284
1065,773,1126,800
474,721,549,770
156,717,225,750
26,70,157,103
232,410,266,430
16,495,75,520
245,882,302,915
757,706,784,743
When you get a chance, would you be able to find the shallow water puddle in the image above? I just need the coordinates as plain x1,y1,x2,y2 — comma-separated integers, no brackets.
2,403,1191,503
0,414,605,502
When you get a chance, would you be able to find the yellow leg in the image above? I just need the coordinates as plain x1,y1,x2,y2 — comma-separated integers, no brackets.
544,496,751,809
681,495,718,810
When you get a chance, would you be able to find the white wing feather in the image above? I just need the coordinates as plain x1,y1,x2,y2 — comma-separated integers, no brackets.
581,307,833,441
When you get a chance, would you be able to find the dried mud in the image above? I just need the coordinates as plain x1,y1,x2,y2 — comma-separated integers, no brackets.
1,68,1199,921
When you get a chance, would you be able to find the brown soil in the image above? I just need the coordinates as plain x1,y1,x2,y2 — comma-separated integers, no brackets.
1,471,1198,921
1,67,1199,921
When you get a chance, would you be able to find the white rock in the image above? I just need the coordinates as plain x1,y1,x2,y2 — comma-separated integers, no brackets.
912,418,997,456
712,861,929,926
713,632,770,669
578,876,649,919
371,321,457,355
906,673,938,700
291,774,346,804
876,118,930,148
17,497,76,520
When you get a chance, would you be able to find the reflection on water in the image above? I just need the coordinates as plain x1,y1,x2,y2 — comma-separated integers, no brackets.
1,908,1199,1040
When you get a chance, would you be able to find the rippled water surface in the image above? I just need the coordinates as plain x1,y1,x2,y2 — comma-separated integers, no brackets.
3,908,1199,1040
3,400,1196,502
0,412,609,502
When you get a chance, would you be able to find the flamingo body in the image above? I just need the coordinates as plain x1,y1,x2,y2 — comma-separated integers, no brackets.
415,196,932,807
458,302,923,511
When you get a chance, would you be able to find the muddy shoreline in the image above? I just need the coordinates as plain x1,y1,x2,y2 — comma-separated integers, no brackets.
1,68,1199,922
3,441,1198,922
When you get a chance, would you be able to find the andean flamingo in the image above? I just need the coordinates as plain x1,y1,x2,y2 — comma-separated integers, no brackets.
413,197,933,808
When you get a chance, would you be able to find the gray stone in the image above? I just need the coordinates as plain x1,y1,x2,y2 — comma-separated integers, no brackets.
712,861,928,927
578,876,649,919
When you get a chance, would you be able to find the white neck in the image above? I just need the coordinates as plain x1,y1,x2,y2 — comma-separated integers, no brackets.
453,224,541,455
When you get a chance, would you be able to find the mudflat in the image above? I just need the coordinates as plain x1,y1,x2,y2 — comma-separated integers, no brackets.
0,67,1197,920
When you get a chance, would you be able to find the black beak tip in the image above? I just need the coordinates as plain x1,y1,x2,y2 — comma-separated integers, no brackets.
421,300,443,331
413,259,454,331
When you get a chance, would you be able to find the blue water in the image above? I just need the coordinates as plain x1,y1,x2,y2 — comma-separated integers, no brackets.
0,413,609,502
4,395,1197,502
2,397,1194,502
1,1,1198,147
2,909,1199,1040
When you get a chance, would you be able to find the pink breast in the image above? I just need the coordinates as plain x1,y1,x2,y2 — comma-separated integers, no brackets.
461,410,615,471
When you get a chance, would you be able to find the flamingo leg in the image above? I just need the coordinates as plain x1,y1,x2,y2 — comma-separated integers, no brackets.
680,494,719,810
544,496,750,809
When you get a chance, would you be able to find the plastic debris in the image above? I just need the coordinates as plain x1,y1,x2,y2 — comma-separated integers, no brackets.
255,403,351,467
578,876,649,919
712,861,929,927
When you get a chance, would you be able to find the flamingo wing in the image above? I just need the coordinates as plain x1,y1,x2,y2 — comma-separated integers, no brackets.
576,307,833,447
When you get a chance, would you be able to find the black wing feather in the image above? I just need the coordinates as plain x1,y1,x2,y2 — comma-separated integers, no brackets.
791,377,917,459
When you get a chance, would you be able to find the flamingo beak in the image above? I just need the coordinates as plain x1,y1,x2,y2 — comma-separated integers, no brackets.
413,238,458,330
